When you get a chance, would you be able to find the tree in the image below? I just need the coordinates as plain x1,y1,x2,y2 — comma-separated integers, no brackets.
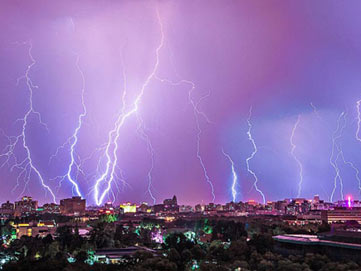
305,253,329,271
89,223,114,248
248,234,274,253
211,221,247,242
56,226,74,251
75,250,88,263
190,245,206,261
134,250,154,262
163,232,194,253
257,259,274,271
228,239,249,261
167,248,181,265
134,258,177,271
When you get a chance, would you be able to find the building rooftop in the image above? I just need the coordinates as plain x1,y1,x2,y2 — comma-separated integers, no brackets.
95,247,156,257
273,234,361,250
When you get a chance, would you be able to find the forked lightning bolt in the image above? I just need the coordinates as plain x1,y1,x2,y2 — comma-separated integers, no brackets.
222,149,238,202
154,77,215,203
351,99,361,194
193,90,215,203
93,8,165,206
136,114,157,204
337,148,361,195
290,115,303,198
62,54,86,197
133,48,157,204
48,53,86,198
330,112,346,202
334,106,361,196
245,106,266,204
150,15,216,203
0,41,56,202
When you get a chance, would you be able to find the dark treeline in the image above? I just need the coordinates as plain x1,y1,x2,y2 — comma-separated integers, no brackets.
0,218,359,271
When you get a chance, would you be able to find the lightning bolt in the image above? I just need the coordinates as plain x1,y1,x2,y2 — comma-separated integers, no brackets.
144,11,216,203
356,100,361,143
93,8,165,206
290,115,303,198
222,149,238,202
136,115,157,204
0,41,56,202
333,107,361,196
310,102,322,120
330,111,346,202
192,90,215,203
47,53,86,198
62,53,86,197
245,106,266,204
155,76,215,202
338,149,361,195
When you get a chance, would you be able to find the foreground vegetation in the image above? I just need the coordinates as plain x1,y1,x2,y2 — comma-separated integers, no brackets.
0,217,359,271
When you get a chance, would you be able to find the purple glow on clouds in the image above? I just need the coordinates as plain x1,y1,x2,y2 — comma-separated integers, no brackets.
1,0,361,205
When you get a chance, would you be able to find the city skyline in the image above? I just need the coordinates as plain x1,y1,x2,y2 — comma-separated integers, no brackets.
2,1,361,206
0,193,356,208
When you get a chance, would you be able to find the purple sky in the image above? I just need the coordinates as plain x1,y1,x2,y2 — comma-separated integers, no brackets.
1,0,361,206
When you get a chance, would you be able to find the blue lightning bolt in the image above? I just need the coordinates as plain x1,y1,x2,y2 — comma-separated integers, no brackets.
330,111,346,202
353,100,361,193
245,106,266,204
89,55,131,202
0,41,56,202
332,108,361,197
338,148,361,195
50,53,85,197
290,115,304,198
222,149,238,202
93,8,165,206
63,53,86,197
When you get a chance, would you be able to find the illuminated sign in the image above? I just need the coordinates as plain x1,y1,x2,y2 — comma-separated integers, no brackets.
119,203,136,213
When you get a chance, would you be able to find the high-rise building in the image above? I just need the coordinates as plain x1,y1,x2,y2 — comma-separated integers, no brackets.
60,197,86,216
14,196,38,216
0,201,15,217
162,195,179,212
163,195,177,206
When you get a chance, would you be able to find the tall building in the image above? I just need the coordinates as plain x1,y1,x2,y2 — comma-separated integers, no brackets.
163,195,177,206
0,201,15,217
60,197,86,216
152,196,179,214
162,195,179,213
14,196,38,216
